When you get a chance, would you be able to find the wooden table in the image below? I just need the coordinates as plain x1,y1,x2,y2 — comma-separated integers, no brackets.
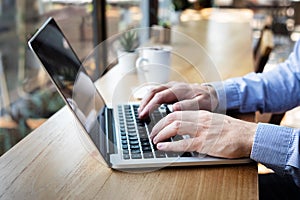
0,9,258,200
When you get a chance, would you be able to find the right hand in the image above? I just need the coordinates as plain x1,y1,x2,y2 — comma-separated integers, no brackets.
138,81,219,119
150,110,256,159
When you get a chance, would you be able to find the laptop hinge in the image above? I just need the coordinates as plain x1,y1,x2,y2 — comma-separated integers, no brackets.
105,107,117,155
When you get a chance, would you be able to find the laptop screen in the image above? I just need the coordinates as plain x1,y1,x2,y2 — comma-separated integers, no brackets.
28,17,108,158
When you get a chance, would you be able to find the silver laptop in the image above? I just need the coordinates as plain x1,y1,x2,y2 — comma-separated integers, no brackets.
28,17,251,169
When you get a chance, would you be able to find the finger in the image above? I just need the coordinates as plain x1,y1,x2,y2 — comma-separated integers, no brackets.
138,89,177,119
152,121,198,144
150,111,204,139
173,98,201,111
156,138,199,152
150,112,181,139
173,94,215,112
138,85,167,114
138,82,179,117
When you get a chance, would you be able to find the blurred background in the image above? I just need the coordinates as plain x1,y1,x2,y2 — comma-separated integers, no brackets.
1,0,300,156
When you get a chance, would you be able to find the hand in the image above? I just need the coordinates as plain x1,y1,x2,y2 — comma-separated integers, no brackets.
138,81,219,119
150,110,257,159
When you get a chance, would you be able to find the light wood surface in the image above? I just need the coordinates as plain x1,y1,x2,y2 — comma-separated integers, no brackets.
0,107,257,200
0,9,258,200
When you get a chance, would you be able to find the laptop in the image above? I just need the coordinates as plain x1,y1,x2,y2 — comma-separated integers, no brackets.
28,17,251,169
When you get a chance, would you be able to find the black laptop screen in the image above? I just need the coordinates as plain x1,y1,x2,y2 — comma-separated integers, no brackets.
28,18,107,157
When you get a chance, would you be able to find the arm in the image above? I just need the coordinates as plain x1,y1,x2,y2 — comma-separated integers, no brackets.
252,123,300,187
210,40,300,187
213,40,300,113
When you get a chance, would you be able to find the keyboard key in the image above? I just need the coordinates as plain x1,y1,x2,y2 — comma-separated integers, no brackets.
155,151,166,158
128,135,139,140
121,136,127,140
166,152,179,158
129,140,139,145
138,129,147,135
143,152,154,159
127,125,135,130
127,124,135,130
181,152,192,157
126,119,134,126
142,146,152,152
128,129,137,133
141,141,150,146
137,122,144,127
131,149,141,154
130,145,140,150
140,138,149,142
123,154,130,160
131,153,142,159
172,135,184,141
123,149,129,154
139,133,148,139
128,132,137,137
120,132,126,136
122,144,128,149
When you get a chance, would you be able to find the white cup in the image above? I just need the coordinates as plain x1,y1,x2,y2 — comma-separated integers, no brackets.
136,47,171,84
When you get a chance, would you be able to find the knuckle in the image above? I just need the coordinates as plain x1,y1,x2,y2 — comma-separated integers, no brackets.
182,140,191,151
154,92,164,100
165,112,178,123
171,120,181,131
165,114,175,124
199,110,209,116
193,138,203,152
195,95,203,101
149,87,159,95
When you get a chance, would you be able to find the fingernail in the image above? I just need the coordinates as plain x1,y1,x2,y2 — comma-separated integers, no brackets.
173,103,179,111
149,131,154,137
153,137,157,144
157,143,164,149
149,134,153,140
138,112,143,118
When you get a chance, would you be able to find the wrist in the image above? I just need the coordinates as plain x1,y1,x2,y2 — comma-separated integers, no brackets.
244,121,257,157
200,83,220,112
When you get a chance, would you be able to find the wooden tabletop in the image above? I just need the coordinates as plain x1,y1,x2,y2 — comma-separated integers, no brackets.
0,8,258,200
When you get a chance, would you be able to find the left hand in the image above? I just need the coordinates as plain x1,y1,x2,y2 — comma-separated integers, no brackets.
150,110,257,158
138,81,218,119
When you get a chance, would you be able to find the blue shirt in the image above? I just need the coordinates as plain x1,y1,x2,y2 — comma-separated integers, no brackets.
213,40,300,187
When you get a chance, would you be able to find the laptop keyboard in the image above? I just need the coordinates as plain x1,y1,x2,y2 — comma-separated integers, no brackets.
117,104,192,160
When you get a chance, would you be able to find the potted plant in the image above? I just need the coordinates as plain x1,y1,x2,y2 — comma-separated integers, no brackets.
151,21,172,44
117,29,139,74
171,0,190,24
172,0,190,11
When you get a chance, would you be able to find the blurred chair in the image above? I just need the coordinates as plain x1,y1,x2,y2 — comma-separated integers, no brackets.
253,26,274,73
253,26,286,125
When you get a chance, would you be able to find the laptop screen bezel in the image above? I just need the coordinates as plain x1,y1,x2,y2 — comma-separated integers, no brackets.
28,17,111,167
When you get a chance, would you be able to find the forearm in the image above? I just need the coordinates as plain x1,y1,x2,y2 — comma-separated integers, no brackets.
211,40,300,114
222,68,300,113
251,123,300,187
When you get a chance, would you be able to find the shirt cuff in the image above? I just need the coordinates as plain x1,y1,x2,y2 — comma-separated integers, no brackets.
208,80,241,112
250,123,294,175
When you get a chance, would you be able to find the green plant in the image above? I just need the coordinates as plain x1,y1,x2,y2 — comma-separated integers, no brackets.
172,0,190,11
159,21,171,29
119,30,139,52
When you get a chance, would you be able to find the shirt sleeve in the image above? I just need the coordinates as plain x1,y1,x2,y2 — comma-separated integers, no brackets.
251,123,300,187
212,40,300,113
209,40,300,187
